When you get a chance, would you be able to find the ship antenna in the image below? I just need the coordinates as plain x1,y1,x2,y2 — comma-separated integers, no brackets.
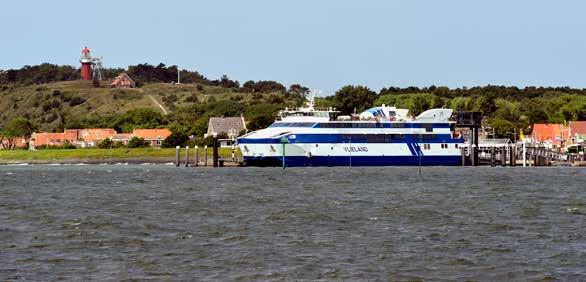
306,89,317,110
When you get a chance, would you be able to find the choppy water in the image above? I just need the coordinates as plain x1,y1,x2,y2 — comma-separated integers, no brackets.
1,165,585,281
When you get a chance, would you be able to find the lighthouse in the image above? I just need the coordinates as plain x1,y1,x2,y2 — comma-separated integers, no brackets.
80,46,92,80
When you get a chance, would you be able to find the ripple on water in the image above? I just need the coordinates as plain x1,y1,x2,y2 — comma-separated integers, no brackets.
0,166,585,280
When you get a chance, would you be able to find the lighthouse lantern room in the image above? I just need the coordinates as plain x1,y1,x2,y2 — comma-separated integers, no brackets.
80,46,92,80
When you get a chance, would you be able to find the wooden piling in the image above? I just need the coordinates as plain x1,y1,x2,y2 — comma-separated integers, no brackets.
194,146,199,167
491,146,496,167
510,144,516,166
204,145,208,167
185,146,189,167
175,146,180,167
212,133,219,168
471,144,477,166
461,147,466,166
501,146,506,167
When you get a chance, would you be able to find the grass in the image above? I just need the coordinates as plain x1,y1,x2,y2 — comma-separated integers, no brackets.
0,80,288,132
0,147,240,162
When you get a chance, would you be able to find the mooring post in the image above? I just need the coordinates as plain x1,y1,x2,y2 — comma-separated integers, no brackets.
491,146,496,167
212,133,219,168
204,145,208,167
501,146,506,167
185,146,189,167
280,137,289,170
533,147,538,166
522,141,526,167
231,138,235,163
461,147,466,166
194,145,199,167
471,144,477,166
175,146,180,167
509,144,517,166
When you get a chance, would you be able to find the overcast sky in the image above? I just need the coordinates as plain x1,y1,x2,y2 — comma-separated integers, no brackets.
2,0,586,94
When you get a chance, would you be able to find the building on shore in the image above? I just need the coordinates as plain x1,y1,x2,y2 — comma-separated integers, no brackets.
30,131,79,149
29,128,171,149
131,128,171,147
110,73,136,88
77,128,117,147
206,116,247,147
569,121,586,143
0,137,28,150
530,123,569,147
206,116,247,138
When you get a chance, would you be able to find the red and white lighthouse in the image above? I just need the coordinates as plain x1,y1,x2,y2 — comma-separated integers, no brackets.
80,46,92,80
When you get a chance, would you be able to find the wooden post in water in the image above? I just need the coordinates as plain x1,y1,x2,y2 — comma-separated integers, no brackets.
175,146,180,167
471,144,477,166
461,147,466,166
501,146,506,167
185,146,189,167
212,133,219,168
194,146,199,167
533,147,538,166
204,145,208,167
231,138,236,163
491,146,496,167
522,141,527,167
510,144,516,166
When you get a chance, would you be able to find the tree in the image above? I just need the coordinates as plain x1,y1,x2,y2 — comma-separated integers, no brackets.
1,117,34,150
288,84,310,97
332,85,377,114
162,131,189,148
112,108,167,133
97,138,113,149
4,117,34,139
248,115,275,131
127,137,150,148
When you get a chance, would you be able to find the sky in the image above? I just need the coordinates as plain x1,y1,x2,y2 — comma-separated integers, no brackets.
1,0,586,94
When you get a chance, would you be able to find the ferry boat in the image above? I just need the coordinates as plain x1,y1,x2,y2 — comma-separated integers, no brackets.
237,95,464,166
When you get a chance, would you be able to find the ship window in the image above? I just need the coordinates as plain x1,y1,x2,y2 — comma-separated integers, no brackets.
455,144,458,148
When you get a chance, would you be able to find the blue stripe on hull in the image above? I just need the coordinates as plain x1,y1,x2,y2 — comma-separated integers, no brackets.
244,155,462,167
238,134,464,144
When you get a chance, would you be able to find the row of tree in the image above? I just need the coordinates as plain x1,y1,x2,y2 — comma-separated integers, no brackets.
320,85,586,138
0,63,298,95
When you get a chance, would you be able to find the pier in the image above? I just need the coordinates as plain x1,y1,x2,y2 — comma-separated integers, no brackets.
174,134,243,167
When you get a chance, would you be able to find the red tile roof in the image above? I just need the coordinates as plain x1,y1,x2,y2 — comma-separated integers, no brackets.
569,121,586,136
531,123,569,144
110,73,135,88
78,128,116,142
132,129,171,140
32,132,78,146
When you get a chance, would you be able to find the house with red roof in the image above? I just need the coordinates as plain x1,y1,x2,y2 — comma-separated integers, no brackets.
30,131,79,149
132,128,171,147
569,121,586,143
77,128,117,147
110,73,136,88
530,123,569,146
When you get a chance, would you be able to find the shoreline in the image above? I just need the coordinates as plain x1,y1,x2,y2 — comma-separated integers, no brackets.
0,157,176,165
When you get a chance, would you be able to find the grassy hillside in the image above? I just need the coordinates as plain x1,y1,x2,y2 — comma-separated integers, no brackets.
0,80,297,132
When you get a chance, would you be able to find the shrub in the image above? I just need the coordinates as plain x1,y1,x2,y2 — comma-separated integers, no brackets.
184,94,199,103
127,137,150,148
69,96,86,106
97,138,113,149
112,89,141,100
162,131,189,148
